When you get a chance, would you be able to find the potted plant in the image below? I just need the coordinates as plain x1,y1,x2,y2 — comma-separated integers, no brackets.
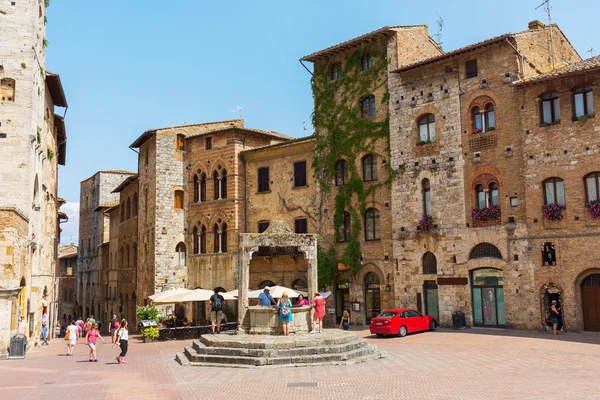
141,326,159,343
417,215,434,231
585,200,600,219
472,205,501,221
136,306,162,342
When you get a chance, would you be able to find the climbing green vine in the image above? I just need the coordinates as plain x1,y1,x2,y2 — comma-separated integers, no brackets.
312,46,396,286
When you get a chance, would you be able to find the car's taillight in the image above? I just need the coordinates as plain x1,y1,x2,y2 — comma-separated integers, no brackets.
383,320,390,324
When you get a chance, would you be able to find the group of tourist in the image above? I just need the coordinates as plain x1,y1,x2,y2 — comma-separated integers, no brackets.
257,286,328,336
62,314,129,365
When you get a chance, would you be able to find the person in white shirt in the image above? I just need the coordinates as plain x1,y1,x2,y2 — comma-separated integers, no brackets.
65,320,78,356
115,319,129,365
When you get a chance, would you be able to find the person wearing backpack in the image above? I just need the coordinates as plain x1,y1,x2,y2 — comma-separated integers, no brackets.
110,315,120,344
209,288,225,334
277,292,293,336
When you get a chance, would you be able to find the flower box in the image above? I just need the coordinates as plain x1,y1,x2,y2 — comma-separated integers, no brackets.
585,200,600,219
417,215,434,232
542,204,566,221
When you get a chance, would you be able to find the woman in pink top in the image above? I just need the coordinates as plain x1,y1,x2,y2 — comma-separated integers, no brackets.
85,323,104,362
311,292,326,334
295,294,308,306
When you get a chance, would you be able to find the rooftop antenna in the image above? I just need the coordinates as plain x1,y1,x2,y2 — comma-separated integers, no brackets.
432,12,444,48
536,0,555,68
586,47,595,58
232,106,243,119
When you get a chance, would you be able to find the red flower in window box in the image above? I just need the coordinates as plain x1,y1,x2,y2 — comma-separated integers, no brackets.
585,200,600,219
472,205,501,221
417,215,434,231
542,204,566,221
473,128,482,134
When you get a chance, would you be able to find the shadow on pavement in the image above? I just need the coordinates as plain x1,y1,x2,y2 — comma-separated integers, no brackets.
437,327,600,345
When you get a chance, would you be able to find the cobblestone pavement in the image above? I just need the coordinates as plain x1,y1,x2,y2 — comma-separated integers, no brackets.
1,328,599,400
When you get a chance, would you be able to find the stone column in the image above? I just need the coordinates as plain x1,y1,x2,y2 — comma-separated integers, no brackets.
237,246,257,333
300,242,318,302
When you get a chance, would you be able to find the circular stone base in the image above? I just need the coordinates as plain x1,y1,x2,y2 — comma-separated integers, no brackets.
176,329,386,368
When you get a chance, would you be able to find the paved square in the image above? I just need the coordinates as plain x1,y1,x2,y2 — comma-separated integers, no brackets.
1,329,598,399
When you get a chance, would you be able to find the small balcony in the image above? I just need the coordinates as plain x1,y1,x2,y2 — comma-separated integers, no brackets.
472,206,501,227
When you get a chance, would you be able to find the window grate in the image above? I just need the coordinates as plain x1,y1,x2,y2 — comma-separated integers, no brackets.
469,243,502,260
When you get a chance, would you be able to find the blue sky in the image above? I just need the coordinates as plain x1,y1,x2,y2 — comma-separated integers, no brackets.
48,0,599,244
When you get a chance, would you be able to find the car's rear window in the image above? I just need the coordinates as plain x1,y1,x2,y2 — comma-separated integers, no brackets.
378,312,397,318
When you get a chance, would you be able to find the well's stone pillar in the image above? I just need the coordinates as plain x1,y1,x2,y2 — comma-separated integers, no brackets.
301,246,318,302
237,246,256,333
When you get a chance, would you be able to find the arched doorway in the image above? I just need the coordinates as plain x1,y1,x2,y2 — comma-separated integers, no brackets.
470,268,505,327
334,274,351,324
364,272,381,324
540,284,563,330
582,274,600,331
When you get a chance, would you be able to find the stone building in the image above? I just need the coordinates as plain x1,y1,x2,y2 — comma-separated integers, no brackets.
0,0,68,353
77,170,135,321
57,244,77,326
300,26,442,326
387,20,600,331
513,55,600,332
129,120,292,320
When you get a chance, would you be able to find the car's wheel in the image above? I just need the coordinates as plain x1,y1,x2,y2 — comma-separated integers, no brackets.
429,320,436,331
398,325,407,337
376,333,384,337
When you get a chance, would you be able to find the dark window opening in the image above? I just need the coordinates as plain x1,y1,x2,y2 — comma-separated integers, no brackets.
293,161,307,187
258,221,270,233
258,167,270,193
205,137,212,150
466,60,478,79
294,218,308,234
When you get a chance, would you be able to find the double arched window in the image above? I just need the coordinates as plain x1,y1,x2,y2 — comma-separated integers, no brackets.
336,211,351,242
422,179,431,216
475,182,499,208
212,222,228,253
360,95,376,119
193,225,207,254
212,168,227,200
540,92,560,124
543,177,565,205
364,208,380,241
193,172,207,202
472,103,495,133
418,114,435,142
335,160,349,186
584,172,600,202
362,154,378,182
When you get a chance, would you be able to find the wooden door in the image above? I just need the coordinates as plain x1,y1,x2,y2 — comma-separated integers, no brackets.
582,286,600,331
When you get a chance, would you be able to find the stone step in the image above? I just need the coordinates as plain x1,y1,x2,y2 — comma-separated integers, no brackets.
183,343,379,367
198,332,361,349
191,337,368,357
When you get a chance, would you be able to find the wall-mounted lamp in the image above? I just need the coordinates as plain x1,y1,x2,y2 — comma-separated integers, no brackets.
385,284,391,292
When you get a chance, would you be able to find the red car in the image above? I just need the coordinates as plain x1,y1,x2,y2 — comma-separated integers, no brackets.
369,308,437,337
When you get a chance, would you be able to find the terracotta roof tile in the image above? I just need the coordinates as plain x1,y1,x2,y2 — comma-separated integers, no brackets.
513,56,600,86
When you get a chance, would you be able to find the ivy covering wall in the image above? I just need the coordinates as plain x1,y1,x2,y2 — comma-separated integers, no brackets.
311,47,395,286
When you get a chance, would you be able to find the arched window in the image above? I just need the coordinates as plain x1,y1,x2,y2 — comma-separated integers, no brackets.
335,160,348,186
489,182,499,206
126,197,131,220
176,134,185,151
221,223,228,253
193,226,199,254
475,182,499,208
543,177,565,205
573,85,594,118
422,252,437,274
33,175,39,204
1,78,16,101
213,224,220,253
176,242,186,265
364,208,380,241
584,172,600,202
200,173,207,202
418,114,435,142
540,92,560,124
337,211,351,242
193,174,199,202
422,179,431,216
362,154,378,182
213,171,219,200
133,193,138,216
120,202,125,222
475,184,485,208
360,95,376,119
200,225,206,254
126,245,130,267
258,280,276,289
469,243,502,260
119,246,124,267
221,169,227,199
174,190,184,209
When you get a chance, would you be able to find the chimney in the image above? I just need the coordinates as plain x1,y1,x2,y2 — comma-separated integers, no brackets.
528,20,545,30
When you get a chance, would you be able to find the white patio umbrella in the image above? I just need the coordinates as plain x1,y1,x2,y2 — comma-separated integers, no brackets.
177,289,236,302
225,289,252,298
148,288,191,303
247,285,307,299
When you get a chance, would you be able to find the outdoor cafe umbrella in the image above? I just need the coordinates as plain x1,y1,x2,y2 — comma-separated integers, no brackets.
247,285,307,299
148,288,191,303
177,289,236,302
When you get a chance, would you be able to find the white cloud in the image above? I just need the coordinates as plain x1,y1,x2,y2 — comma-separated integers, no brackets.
60,202,79,246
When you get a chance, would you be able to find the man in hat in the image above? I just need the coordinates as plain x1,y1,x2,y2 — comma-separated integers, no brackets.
258,286,276,306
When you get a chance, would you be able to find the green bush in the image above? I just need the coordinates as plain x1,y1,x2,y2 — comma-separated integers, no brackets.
136,306,160,321
141,326,159,340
